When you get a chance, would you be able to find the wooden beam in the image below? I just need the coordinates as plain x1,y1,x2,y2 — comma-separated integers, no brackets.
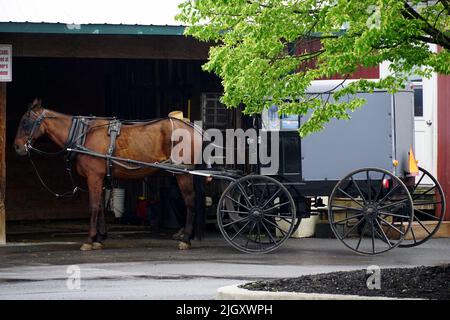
0,33,211,60
0,82,5,244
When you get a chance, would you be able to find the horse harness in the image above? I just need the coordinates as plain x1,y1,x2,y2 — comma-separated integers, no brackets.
25,112,199,197
65,116,122,189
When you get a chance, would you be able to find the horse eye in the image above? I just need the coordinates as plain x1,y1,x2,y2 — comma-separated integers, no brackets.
22,119,34,131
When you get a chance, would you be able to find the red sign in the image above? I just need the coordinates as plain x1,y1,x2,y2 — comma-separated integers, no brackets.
0,45,12,82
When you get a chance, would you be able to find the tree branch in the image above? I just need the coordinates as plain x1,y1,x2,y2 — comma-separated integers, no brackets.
439,0,450,15
402,1,450,49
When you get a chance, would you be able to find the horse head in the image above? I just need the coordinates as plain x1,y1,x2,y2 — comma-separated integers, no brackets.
14,98,46,156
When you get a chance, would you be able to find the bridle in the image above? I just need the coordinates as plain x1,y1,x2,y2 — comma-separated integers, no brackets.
24,110,66,156
22,109,85,197
24,110,45,151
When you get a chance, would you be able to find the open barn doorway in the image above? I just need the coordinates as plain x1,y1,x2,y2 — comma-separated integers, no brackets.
5,56,224,240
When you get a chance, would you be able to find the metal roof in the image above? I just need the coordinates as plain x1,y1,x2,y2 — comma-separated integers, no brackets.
0,0,186,35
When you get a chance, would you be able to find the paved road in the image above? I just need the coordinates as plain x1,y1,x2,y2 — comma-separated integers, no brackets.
0,233,449,299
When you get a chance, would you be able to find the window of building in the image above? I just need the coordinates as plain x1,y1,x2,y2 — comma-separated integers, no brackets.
413,84,423,117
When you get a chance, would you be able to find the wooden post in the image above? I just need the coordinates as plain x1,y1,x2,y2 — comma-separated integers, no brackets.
0,82,6,244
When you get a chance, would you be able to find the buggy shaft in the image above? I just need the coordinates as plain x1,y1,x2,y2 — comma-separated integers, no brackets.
66,147,236,181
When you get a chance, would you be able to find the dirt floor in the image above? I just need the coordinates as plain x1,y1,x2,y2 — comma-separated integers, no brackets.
241,265,450,299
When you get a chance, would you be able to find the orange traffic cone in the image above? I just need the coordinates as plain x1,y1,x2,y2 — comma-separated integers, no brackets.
408,147,419,176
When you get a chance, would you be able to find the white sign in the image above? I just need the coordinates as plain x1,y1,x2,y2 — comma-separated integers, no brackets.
0,45,12,82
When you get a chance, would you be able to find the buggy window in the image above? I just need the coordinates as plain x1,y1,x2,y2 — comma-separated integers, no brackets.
262,105,299,130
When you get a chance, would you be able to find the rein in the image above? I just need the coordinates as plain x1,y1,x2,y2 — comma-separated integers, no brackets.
27,152,82,198
25,111,88,198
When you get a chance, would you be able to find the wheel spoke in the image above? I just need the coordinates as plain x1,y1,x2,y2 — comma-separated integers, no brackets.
263,201,291,213
374,218,392,248
355,219,369,251
262,188,282,209
414,208,441,220
331,204,365,212
351,178,367,204
341,217,365,239
413,172,426,193
261,183,269,204
413,200,442,206
261,221,278,244
263,218,287,236
222,217,249,228
413,185,436,199
370,220,375,253
220,209,249,215
378,217,405,236
337,187,364,208
377,184,401,205
236,183,253,208
415,217,432,235
250,181,258,206
377,198,410,210
256,222,262,249
225,195,250,211
378,211,410,219
264,213,293,218
374,173,386,202
230,220,251,241
367,171,372,202
244,221,257,248
334,213,365,224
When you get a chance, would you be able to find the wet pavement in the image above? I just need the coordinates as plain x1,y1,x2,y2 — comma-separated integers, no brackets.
0,225,449,299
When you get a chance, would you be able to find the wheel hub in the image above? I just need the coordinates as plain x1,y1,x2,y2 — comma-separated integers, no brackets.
364,203,379,220
249,207,263,222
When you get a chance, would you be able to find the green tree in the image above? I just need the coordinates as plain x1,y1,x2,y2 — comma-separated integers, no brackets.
177,0,450,135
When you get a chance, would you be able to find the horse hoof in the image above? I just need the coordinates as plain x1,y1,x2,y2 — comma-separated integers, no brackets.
178,241,191,250
92,242,104,250
80,243,93,251
172,228,184,241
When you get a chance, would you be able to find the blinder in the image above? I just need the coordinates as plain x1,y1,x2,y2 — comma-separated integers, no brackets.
25,111,47,148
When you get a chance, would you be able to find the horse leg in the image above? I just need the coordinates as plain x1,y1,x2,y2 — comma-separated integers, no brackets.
168,177,186,240
80,175,104,251
176,175,195,250
94,191,108,244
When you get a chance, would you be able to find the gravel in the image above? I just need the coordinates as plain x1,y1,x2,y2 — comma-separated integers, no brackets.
241,265,450,300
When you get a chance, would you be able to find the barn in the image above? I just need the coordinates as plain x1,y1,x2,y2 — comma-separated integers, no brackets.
0,1,248,242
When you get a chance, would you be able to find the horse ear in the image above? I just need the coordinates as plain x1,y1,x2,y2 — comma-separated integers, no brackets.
30,98,42,110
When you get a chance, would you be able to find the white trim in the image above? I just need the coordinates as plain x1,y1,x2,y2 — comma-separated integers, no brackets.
423,44,439,176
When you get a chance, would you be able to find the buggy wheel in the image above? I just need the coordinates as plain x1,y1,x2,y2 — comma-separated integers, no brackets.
328,168,413,255
217,175,296,253
399,167,446,248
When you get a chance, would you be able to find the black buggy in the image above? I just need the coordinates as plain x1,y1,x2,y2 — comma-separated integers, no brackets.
214,88,445,255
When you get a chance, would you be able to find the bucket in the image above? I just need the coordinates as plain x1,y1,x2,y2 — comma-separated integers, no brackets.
110,188,125,218
276,214,319,238
295,215,319,238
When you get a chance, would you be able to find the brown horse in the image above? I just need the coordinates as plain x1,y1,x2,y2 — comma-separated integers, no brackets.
14,99,203,251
